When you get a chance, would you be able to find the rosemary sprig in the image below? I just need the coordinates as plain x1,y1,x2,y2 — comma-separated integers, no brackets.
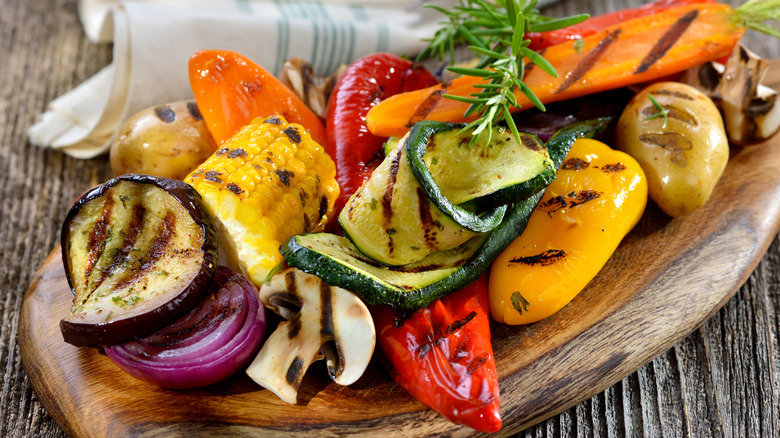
417,0,588,145
645,94,669,129
736,0,780,39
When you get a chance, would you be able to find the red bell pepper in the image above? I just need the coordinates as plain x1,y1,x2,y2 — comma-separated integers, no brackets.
526,0,715,50
325,53,438,214
373,274,501,433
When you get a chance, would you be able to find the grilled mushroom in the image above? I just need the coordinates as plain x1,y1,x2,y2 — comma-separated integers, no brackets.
680,44,780,146
279,58,347,119
246,268,375,404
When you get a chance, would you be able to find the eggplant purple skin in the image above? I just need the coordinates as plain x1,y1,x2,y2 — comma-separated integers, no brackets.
59,173,219,347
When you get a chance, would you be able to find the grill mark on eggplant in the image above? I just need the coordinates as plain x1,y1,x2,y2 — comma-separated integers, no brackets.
634,10,698,74
89,203,146,294
417,187,438,250
84,195,115,291
286,356,304,389
556,29,619,93
406,82,450,128
113,213,176,290
382,149,402,255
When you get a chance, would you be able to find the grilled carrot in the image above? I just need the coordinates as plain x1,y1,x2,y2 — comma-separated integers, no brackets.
366,3,744,138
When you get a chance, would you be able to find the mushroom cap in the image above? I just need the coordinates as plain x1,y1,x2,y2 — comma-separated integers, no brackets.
246,268,375,404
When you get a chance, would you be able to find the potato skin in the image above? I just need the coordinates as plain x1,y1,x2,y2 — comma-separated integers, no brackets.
616,82,728,217
110,101,218,180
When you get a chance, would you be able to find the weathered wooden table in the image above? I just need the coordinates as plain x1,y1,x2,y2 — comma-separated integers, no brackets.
1,0,778,437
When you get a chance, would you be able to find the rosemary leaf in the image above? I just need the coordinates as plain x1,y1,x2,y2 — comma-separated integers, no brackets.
418,0,588,142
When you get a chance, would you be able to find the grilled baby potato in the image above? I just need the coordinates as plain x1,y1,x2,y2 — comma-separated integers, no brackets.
110,101,218,180
616,82,728,217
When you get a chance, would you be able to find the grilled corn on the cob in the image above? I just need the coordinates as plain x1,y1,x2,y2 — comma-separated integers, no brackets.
185,115,339,286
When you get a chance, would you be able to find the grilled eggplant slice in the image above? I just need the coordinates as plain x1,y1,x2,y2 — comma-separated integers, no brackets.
60,174,218,347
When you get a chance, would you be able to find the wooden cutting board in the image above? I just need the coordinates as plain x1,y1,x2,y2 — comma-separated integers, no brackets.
19,64,780,437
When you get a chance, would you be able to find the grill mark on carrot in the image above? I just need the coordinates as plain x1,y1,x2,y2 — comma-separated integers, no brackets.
84,195,115,291
556,29,620,93
406,82,450,128
524,48,545,76
113,213,176,290
89,203,146,294
634,9,698,74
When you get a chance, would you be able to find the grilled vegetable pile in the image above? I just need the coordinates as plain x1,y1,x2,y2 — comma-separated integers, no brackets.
59,0,780,433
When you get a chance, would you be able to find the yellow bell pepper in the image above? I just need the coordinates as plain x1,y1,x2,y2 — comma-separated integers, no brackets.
489,138,647,325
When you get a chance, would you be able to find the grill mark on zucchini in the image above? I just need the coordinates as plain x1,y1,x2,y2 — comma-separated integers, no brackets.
382,148,402,255
84,195,115,291
634,9,698,74
114,213,176,290
90,203,146,294
417,187,438,251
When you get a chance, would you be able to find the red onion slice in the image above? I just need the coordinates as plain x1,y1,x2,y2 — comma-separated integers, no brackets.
105,267,266,389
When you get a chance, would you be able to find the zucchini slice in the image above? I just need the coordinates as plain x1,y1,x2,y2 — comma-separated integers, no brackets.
339,121,552,266
284,118,613,310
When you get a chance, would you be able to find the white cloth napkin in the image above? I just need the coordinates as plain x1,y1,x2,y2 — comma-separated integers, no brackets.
29,0,558,159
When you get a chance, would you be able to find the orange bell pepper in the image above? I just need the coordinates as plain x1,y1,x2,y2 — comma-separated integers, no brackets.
489,138,647,325
366,3,744,138
188,50,327,146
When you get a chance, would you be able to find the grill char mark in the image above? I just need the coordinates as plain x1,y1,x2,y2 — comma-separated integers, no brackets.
556,30,620,94
634,10,698,74
406,82,450,128
382,149,402,255
113,212,177,290
89,203,147,295
84,195,115,290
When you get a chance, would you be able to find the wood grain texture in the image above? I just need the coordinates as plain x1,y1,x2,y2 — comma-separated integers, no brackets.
2,0,780,437
16,61,780,438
